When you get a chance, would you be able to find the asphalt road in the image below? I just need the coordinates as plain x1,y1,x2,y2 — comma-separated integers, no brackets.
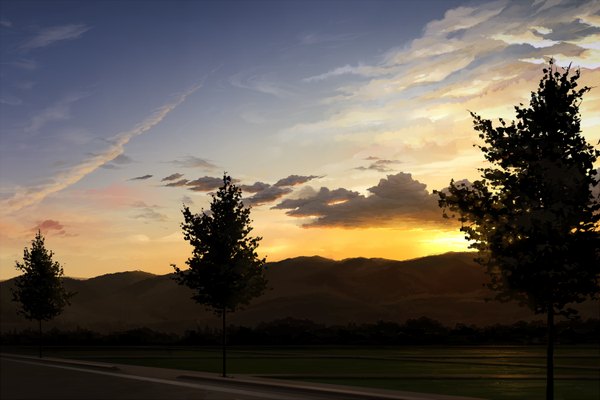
0,357,321,400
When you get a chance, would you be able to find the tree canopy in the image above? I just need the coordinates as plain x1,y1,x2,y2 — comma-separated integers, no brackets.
438,61,600,315
173,175,268,314
437,60,599,400
12,231,73,322
172,174,267,377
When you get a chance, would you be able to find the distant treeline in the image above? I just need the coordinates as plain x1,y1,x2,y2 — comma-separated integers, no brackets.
1,317,598,346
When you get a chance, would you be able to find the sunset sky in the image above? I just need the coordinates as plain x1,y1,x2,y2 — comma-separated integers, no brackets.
1,0,599,279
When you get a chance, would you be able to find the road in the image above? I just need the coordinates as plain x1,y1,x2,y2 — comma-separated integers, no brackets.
0,355,485,400
0,357,319,400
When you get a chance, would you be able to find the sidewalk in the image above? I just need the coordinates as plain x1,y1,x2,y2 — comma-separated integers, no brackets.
1,353,485,400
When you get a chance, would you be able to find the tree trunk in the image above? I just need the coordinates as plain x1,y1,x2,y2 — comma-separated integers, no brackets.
222,308,227,378
546,307,554,400
38,319,42,358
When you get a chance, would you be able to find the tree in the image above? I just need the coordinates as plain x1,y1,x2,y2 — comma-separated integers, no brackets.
12,231,74,358
172,174,268,377
437,60,600,400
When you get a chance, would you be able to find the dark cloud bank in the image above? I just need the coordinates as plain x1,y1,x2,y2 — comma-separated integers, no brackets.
274,172,444,228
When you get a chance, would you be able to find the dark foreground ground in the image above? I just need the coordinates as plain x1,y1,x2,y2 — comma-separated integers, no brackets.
0,355,482,400
2,345,598,400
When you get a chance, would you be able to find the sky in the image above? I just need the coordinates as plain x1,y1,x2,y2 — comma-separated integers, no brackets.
1,0,599,279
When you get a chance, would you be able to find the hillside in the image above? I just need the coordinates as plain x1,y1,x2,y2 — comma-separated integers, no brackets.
1,252,597,333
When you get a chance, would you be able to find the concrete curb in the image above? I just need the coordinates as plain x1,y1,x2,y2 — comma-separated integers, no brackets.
177,373,486,400
0,353,120,371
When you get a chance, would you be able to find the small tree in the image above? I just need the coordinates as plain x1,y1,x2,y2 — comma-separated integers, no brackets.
173,174,267,377
437,61,600,400
12,231,74,358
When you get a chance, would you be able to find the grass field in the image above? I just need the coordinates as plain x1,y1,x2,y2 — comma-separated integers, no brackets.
4,345,598,400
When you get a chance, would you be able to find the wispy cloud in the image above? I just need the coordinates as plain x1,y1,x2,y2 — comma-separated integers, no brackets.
284,0,600,189
163,174,317,206
1,83,202,213
131,201,167,222
32,219,75,237
355,158,402,172
112,154,134,165
229,72,294,98
161,173,184,181
244,186,292,207
303,64,387,82
186,176,223,191
164,179,189,187
274,175,320,187
170,156,218,169
298,31,362,46
181,195,195,205
129,174,153,181
163,175,224,191
242,175,319,206
101,154,134,169
0,19,12,28
133,208,167,222
21,24,91,50
24,93,87,134
240,181,271,193
0,94,23,106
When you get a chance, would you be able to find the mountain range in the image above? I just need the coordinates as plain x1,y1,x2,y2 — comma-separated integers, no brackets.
1,252,597,333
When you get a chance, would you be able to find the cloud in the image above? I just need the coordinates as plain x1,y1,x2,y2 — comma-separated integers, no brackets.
181,195,195,205
133,208,167,222
240,181,271,193
111,154,134,165
298,31,362,46
244,186,293,207
129,174,153,181
100,163,119,170
283,0,600,189
161,173,184,181
1,82,202,213
492,28,559,48
131,201,167,222
170,156,218,169
131,201,153,208
238,175,319,206
0,19,12,28
32,219,74,237
24,93,87,134
303,64,387,82
164,179,189,187
21,24,91,50
186,176,223,191
298,0,600,100
0,94,23,106
274,172,444,228
273,187,362,216
101,154,134,169
229,73,294,98
356,159,402,172
274,175,320,187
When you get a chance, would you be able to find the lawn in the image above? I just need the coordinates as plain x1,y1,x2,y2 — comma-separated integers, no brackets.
4,345,598,400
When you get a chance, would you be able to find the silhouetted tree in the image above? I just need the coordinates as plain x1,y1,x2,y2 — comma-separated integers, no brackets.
437,60,600,400
12,231,74,358
173,174,267,377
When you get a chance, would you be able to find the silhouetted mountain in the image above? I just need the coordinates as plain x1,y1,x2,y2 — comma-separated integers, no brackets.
1,252,597,333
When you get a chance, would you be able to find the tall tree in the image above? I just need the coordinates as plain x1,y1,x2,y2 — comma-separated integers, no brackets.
12,231,74,358
437,60,600,400
173,174,268,377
